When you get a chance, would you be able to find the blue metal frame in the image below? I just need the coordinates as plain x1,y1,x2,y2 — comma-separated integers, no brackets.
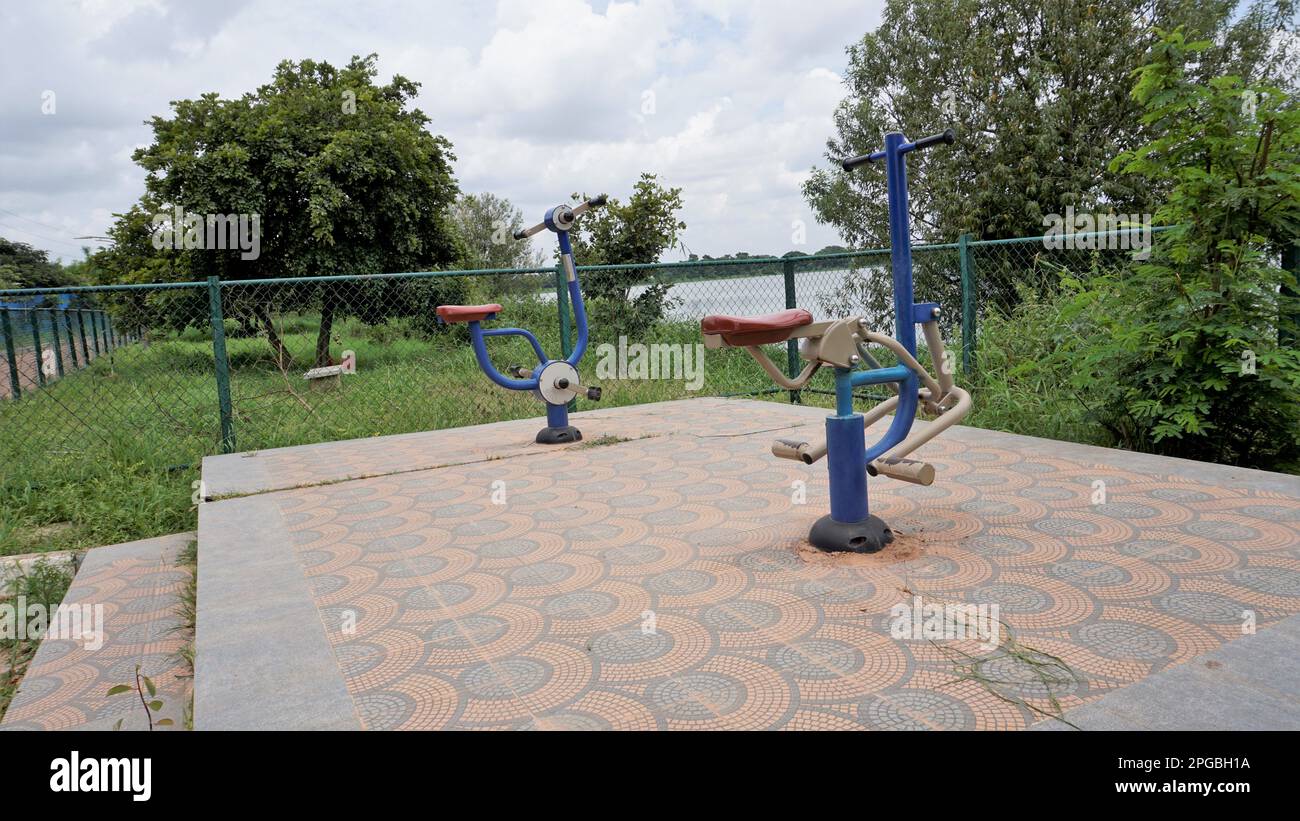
825,130,939,527
460,204,592,430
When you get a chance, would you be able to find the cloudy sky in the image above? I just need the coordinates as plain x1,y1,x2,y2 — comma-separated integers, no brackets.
0,0,887,265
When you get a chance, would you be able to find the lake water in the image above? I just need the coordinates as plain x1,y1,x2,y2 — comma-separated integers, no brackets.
540,269,873,320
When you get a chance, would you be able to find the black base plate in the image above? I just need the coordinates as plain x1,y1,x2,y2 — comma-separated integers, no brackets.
809,513,894,553
535,425,582,445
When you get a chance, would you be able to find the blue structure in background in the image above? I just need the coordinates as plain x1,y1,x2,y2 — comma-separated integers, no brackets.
437,194,608,444
806,128,957,551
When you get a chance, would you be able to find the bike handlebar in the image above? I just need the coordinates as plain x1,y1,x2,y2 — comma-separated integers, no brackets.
840,128,955,171
513,194,609,240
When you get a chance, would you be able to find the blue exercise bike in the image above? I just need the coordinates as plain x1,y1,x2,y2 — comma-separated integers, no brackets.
702,130,970,553
438,194,608,444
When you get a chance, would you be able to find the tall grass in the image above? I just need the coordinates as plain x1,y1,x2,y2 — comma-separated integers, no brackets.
0,557,75,719
0,295,790,555
0,288,1118,556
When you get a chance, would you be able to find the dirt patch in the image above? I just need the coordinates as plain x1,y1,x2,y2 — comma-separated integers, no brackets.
796,526,930,568
0,338,106,400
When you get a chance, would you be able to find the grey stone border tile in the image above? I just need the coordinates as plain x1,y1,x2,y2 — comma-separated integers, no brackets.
195,497,361,730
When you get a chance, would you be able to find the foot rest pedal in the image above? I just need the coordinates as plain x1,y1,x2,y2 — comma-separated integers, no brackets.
869,457,935,485
772,438,817,464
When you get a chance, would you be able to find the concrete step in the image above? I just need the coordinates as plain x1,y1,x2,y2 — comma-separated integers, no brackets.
0,532,195,731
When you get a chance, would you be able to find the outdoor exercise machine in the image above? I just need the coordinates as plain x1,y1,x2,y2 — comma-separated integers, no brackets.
437,195,608,444
701,129,971,553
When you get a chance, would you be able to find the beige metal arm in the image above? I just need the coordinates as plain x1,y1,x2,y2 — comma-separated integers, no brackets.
743,347,822,390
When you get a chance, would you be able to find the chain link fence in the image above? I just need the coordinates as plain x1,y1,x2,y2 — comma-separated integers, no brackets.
2,230,1189,555
0,234,1173,469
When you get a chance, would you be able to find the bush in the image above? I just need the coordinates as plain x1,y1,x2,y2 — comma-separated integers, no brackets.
1062,31,1300,471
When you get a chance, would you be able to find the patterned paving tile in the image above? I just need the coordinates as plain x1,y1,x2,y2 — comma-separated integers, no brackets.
198,399,1300,730
1,533,194,731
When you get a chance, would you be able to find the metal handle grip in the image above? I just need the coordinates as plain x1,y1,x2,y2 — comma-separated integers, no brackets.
514,194,609,239
910,128,956,152
840,128,955,171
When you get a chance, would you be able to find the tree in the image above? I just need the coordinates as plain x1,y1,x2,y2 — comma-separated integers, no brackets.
568,173,686,335
451,192,547,300
1062,29,1300,469
0,238,80,291
452,192,545,271
803,0,1297,320
123,54,463,366
808,0,1296,246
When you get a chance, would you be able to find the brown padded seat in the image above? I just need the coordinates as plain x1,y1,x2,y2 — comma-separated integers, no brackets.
701,308,814,346
436,303,503,323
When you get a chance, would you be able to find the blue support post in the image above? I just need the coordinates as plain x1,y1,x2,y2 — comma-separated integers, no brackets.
825,370,868,524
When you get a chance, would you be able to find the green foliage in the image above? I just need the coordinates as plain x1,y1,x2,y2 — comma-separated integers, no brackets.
1,557,75,721
453,193,545,268
7,557,74,612
0,455,196,557
0,238,81,291
1062,30,1300,469
451,192,549,303
569,173,687,336
104,54,463,365
803,0,1296,312
107,664,174,730
965,286,1103,445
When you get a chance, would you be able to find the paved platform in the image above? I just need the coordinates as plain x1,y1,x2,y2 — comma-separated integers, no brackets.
1,532,194,731
195,398,1300,730
1033,612,1300,730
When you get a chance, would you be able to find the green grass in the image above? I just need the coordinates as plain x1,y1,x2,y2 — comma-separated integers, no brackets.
0,296,788,554
1,556,76,720
0,291,1110,556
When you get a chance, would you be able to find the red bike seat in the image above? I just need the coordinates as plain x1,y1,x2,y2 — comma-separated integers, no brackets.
701,308,814,346
436,304,503,323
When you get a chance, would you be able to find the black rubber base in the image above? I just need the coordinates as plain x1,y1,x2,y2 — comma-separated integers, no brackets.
809,514,894,553
535,425,582,445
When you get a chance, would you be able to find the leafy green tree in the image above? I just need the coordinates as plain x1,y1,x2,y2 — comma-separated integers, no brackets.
451,192,547,300
1062,29,1300,469
121,54,463,366
0,238,80,291
568,173,686,336
804,0,1297,318
453,192,544,271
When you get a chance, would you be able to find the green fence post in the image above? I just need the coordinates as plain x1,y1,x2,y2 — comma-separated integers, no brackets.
207,276,236,453
959,233,976,377
30,309,46,387
783,258,800,404
64,309,79,368
90,310,102,357
106,313,115,349
49,309,64,378
1282,242,1298,348
76,310,90,363
1,310,20,400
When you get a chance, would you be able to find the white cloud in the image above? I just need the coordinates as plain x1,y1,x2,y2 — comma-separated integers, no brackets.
0,0,887,263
